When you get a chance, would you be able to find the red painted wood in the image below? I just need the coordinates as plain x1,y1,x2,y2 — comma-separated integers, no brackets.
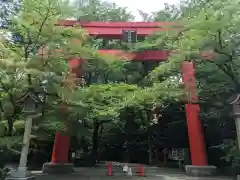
58,20,179,28
185,104,208,166
181,62,208,166
51,132,70,163
38,48,170,62
98,50,170,61
50,60,82,164
181,62,199,102
68,57,81,69
57,20,181,38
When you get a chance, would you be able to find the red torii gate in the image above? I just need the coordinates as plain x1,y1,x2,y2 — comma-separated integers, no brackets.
42,20,216,175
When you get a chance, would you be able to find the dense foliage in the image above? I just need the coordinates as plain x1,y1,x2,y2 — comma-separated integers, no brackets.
0,0,238,170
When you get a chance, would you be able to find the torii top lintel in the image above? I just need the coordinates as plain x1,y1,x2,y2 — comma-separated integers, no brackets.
58,20,180,38
57,20,213,62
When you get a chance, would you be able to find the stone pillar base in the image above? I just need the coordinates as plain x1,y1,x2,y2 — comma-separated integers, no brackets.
6,176,35,180
42,163,74,174
185,165,217,176
6,169,35,180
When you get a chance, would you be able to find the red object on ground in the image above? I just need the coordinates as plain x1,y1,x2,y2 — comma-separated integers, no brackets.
51,132,70,163
107,163,113,176
136,164,144,176
137,164,141,173
181,62,208,166
140,165,145,177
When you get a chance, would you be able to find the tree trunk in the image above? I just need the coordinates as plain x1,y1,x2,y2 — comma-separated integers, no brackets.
7,116,13,136
96,124,104,161
148,135,152,165
91,121,99,165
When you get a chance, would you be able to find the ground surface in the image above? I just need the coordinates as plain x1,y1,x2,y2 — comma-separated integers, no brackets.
31,167,233,180
33,174,232,180
6,163,233,180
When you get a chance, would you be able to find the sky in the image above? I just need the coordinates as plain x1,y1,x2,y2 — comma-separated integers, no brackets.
106,0,180,20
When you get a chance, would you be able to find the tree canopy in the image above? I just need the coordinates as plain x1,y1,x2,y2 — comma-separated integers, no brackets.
0,0,238,168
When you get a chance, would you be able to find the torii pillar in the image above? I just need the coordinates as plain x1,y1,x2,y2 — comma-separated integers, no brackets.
42,58,81,173
181,61,217,176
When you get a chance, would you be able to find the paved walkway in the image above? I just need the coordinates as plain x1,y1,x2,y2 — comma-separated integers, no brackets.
160,174,232,180
33,174,232,180
31,167,233,180
6,162,233,179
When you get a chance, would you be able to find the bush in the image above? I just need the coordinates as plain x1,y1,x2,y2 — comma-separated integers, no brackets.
0,168,10,180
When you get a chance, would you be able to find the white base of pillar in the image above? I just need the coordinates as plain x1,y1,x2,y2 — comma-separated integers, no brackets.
6,167,35,180
185,165,217,176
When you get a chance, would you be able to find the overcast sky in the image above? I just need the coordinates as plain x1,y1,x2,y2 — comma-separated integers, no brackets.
106,0,180,20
